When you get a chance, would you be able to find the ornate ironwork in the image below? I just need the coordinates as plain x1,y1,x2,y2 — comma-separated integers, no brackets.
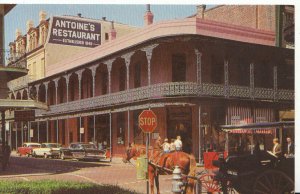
254,88,274,99
141,44,159,86
202,83,224,96
273,66,278,101
34,82,294,119
278,89,294,100
229,85,250,98
122,52,134,90
224,60,229,98
250,63,254,99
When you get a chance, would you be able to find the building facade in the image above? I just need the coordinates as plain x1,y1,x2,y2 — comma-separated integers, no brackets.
5,5,294,161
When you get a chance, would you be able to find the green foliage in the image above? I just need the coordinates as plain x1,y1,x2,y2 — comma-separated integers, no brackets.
0,180,140,194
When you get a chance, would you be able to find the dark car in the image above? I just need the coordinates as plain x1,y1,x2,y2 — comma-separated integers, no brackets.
60,142,106,161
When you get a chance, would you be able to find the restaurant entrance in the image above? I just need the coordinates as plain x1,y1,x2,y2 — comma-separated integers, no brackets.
167,107,192,153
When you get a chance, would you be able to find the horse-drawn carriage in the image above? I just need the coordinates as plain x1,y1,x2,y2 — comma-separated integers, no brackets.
123,121,294,194
209,121,295,194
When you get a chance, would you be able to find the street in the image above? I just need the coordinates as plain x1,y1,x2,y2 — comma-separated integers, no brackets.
0,153,176,194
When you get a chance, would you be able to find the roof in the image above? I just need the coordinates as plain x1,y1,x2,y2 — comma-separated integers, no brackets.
44,17,276,79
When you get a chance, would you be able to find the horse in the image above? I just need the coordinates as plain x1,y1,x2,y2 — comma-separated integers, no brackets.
123,144,196,194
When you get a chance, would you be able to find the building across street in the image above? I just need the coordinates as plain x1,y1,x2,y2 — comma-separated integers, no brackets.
3,5,294,165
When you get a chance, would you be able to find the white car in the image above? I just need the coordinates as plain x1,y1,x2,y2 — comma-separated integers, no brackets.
32,143,62,159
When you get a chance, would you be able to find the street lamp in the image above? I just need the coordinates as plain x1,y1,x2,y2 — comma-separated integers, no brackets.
24,124,27,143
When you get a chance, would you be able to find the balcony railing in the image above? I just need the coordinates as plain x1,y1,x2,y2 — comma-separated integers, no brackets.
35,82,294,117
7,75,32,91
0,49,27,68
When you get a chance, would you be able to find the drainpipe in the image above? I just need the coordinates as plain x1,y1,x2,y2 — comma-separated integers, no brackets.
275,5,283,47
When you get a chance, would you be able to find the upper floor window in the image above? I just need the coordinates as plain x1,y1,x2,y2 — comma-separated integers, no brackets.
119,65,126,91
211,55,224,84
172,54,186,82
134,63,141,88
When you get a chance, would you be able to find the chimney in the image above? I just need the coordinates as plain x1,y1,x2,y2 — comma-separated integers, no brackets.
102,17,106,21
39,10,47,23
77,13,82,17
110,21,116,40
144,4,154,26
15,29,22,39
26,20,34,32
196,5,206,19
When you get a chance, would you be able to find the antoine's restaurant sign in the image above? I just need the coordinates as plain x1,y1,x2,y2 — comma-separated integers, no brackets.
48,16,101,48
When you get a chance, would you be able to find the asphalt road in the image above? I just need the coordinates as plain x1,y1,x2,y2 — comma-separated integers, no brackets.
0,154,176,194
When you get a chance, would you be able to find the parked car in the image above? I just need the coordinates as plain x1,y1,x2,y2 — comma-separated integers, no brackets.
17,143,41,157
32,143,62,159
60,142,106,161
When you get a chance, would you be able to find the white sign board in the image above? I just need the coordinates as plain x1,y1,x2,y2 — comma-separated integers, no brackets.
80,127,84,134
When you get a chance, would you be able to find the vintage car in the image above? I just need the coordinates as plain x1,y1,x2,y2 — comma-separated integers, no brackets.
60,142,106,161
17,142,41,157
32,143,62,159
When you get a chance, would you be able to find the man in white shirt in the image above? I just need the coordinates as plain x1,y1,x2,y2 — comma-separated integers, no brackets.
174,136,182,151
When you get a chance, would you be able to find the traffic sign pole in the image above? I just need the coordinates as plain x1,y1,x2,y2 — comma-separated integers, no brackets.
146,132,149,194
138,109,157,194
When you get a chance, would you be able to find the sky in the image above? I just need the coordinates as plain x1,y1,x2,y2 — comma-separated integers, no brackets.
3,4,215,51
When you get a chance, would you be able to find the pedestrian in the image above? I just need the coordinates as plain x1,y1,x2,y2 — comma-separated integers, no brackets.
174,135,182,151
284,137,294,158
272,138,281,157
154,136,162,150
162,138,170,153
170,139,176,152
2,141,11,171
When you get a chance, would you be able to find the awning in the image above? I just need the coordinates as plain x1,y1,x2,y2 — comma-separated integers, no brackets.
220,121,294,134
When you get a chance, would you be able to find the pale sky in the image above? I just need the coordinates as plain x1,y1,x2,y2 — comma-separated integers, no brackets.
4,4,216,50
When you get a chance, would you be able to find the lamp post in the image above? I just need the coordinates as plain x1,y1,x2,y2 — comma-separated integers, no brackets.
24,124,27,142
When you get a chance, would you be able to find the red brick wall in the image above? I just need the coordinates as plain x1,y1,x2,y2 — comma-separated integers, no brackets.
204,5,275,32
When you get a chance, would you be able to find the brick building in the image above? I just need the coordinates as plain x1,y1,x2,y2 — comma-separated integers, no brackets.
5,5,294,161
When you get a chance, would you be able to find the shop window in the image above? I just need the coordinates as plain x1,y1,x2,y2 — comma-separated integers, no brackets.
117,113,125,145
133,110,143,144
172,54,186,82
134,63,141,88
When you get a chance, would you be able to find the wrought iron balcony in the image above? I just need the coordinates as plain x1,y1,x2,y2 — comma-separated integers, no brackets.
35,82,294,118
7,75,32,91
0,49,27,68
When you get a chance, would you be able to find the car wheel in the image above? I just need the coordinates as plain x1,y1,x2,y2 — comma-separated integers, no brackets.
44,153,48,159
60,152,65,160
32,152,36,158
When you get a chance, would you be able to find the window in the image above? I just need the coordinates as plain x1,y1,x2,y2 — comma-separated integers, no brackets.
105,33,109,41
134,63,141,88
172,54,186,82
101,71,108,94
119,65,126,91
211,55,224,84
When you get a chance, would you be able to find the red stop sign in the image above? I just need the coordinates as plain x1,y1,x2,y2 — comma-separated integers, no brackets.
139,110,157,133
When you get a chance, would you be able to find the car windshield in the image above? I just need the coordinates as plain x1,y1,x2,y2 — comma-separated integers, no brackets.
81,144,96,149
47,144,61,148
29,144,41,148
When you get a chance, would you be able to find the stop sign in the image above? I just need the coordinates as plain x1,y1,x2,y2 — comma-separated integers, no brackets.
139,110,157,133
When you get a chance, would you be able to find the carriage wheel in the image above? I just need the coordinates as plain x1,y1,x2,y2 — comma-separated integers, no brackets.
253,169,294,194
199,174,222,193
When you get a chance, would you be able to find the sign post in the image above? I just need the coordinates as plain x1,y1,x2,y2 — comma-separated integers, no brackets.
138,110,157,194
